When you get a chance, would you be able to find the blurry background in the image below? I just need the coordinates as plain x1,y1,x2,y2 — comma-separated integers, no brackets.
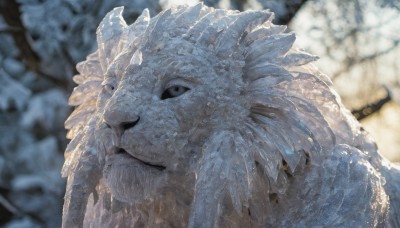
0,0,399,227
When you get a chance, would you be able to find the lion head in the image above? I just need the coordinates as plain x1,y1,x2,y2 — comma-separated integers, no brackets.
62,4,393,227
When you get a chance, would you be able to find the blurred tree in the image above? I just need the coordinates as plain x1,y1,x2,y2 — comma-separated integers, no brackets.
291,0,400,161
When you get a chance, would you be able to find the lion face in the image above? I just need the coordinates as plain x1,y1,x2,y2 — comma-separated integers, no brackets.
97,45,249,202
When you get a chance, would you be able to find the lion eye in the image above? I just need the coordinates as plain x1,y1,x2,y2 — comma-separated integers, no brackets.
161,85,190,100
103,84,115,94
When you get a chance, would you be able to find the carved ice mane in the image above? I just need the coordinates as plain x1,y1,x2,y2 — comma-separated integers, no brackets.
62,4,400,227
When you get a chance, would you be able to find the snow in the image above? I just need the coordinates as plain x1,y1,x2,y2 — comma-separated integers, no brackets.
0,72,31,111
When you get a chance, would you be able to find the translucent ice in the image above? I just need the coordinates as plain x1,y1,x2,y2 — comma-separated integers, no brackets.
62,4,400,227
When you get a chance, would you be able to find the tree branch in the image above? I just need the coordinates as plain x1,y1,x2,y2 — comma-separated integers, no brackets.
0,0,40,71
0,0,69,90
351,87,392,120
0,26,23,33
0,193,19,215
274,0,309,25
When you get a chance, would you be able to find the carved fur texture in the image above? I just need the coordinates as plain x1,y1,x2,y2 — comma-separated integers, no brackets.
62,4,400,227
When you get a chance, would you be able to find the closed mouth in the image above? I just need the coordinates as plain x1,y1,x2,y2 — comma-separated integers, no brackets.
116,148,166,171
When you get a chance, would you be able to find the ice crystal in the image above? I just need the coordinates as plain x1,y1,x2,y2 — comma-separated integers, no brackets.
62,4,400,227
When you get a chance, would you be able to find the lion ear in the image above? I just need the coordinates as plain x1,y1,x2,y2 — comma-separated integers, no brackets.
95,7,151,72
215,10,273,58
171,3,205,28
96,7,128,72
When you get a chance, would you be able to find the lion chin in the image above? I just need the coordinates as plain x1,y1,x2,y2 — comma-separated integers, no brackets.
62,3,400,228
104,152,167,203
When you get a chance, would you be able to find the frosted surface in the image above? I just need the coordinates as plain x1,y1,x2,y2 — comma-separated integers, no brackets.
62,3,400,227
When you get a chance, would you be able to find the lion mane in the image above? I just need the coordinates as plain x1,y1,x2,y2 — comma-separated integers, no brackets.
62,4,400,227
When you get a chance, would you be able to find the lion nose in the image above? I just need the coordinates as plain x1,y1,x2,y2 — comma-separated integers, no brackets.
120,116,140,130
103,103,140,135
104,113,140,135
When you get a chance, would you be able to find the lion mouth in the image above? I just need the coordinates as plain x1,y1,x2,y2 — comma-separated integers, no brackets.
116,148,166,171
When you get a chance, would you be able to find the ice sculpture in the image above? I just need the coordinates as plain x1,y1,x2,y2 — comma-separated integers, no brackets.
62,3,400,227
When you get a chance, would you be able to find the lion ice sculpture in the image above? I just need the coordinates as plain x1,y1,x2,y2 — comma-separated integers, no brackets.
62,4,400,227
